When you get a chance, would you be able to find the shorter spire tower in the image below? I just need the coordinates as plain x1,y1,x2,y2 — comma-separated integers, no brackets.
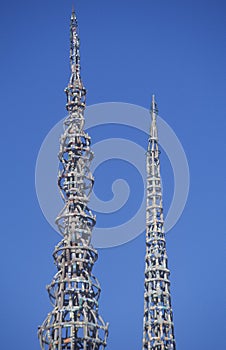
38,10,108,350
143,96,176,350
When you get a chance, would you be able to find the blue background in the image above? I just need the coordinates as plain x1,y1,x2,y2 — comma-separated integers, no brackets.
0,0,225,349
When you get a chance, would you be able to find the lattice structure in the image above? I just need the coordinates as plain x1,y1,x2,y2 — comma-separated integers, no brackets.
142,96,176,350
38,10,109,350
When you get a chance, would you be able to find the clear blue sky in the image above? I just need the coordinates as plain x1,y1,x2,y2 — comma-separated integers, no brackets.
0,0,225,349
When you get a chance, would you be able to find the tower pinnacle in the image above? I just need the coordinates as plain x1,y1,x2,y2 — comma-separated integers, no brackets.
150,94,158,142
38,10,108,350
65,8,86,120
143,96,176,350
70,8,80,74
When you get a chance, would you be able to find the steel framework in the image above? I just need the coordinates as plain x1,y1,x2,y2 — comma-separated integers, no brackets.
142,96,176,350
38,10,108,350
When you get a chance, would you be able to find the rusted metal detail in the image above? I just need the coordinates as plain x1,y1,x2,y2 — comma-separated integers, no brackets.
38,10,109,349
142,96,176,350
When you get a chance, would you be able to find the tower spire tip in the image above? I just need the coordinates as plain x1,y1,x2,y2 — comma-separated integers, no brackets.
151,94,158,116
149,94,158,141
71,3,76,19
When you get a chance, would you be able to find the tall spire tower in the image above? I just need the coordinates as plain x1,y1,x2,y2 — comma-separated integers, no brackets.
38,10,109,349
143,96,176,350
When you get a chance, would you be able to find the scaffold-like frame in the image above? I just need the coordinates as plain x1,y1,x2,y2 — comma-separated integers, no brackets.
142,96,176,350
38,10,109,350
